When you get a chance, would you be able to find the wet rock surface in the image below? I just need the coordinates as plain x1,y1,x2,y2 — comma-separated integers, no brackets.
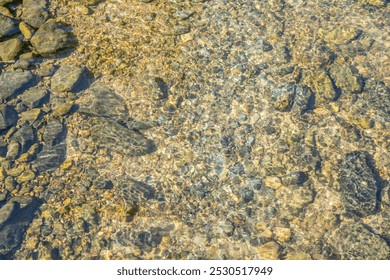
339,151,380,216
0,0,389,260
0,196,42,259
326,222,390,260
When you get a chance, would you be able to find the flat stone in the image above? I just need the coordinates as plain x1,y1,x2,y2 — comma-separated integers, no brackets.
21,88,49,108
88,117,156,157
118,179,155,206
30,19,71,55
0,105,18,132
21,6,48,28
80,83,129,123
0,38,23,61
20,108,41,123
43,119,65,146
0,71,35,102
0,201,15,228
327,222,389,260
11,124,36,154
0,196,42,258
0,15,19,39
339,151,378,216
52,103,73,116
51,65,85,93
329,64,363,93
33,141,66,172
93,178,113,190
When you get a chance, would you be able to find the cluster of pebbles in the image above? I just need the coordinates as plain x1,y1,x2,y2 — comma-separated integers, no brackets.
0,0,389,260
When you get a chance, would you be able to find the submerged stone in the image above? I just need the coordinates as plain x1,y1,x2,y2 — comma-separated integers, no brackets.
11,124,36,153
21,88,49,108
270,83,295,112
43,119,65,146
302,70,336,106
338,151,379,216
0,71,35,102
51,65,85,93
30,19,72,55
88,117,156,157
329,64,363,93
21,6,49,28
80,83,129,123
0,196,42,258
0,15,19,39
327,222,389,260
0,38,23,61
33,142,66,172
0,105,18,131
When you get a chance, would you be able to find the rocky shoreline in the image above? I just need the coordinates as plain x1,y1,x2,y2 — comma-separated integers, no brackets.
0,0,389,260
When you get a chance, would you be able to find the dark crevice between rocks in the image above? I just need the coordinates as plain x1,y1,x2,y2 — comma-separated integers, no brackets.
361,222,390,248
327,69,342,101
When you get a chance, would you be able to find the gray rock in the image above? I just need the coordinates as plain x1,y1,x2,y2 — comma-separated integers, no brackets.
22,0,47,8
11,124,35,153
339,151,379,216
33,141,66,172
0,15,19,39
326,222,390,260
0,201,15,228
81,84,155,130
51,65,85,92
0,196,42,258
291,85,314,115
0,140,7,157
0,38,23,61
329,64,363,93
80,83,129,123
5,142,19,160
282,171,308,186
118,179,155,206
0,105,18,131
93,178,113,190
21,88,49,108
21,6,49,28
88,117,156,157
0,71,35,102
30,19,71,55
43,119,65,146
270,83,295,112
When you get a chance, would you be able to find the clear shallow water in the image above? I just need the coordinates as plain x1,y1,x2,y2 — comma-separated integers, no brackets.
0,0,389,259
